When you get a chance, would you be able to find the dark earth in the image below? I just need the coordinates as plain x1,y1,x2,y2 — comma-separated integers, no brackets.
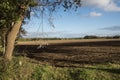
16,40,120,67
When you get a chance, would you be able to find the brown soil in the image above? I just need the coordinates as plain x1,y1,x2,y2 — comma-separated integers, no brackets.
16,39,120,67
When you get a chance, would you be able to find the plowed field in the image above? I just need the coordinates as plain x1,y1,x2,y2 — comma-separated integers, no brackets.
16,39,120,67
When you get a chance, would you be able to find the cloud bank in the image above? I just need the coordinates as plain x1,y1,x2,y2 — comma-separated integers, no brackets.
100,26,120,31
81,0,120,12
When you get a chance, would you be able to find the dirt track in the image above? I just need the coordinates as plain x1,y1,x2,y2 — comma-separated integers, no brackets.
16,39,120,67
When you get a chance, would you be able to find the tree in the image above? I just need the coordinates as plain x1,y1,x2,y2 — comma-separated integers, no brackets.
0,0,81,61
0,0,37,61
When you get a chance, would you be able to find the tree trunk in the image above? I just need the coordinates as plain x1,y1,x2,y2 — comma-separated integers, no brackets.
4,18,23,61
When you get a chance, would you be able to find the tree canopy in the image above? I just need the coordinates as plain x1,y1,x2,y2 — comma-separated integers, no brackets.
0,0,81,35
0,0,36,46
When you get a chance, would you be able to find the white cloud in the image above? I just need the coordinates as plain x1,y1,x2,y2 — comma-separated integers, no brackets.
81,0,120,12
89,12,102,17
80,11,102,17
30,12,35,15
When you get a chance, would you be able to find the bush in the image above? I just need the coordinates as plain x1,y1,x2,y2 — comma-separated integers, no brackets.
0,57,34,80
84,35,99,39
113,35,120,39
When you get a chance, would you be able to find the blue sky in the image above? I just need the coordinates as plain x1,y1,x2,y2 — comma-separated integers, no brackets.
23,0,120,38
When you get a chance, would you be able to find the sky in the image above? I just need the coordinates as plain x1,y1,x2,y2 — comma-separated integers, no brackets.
22,0,120,38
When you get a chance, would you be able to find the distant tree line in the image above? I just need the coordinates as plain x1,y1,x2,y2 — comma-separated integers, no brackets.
18,37,62,41
83,35,120,39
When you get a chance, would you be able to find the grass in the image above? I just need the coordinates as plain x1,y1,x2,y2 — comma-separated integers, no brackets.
31,63,120,80
28,62,120,80
0,56,120,80
0,56,35,80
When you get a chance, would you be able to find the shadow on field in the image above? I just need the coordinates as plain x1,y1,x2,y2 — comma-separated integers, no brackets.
0,52,3,57
85,67,120,74
99,68,120,74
